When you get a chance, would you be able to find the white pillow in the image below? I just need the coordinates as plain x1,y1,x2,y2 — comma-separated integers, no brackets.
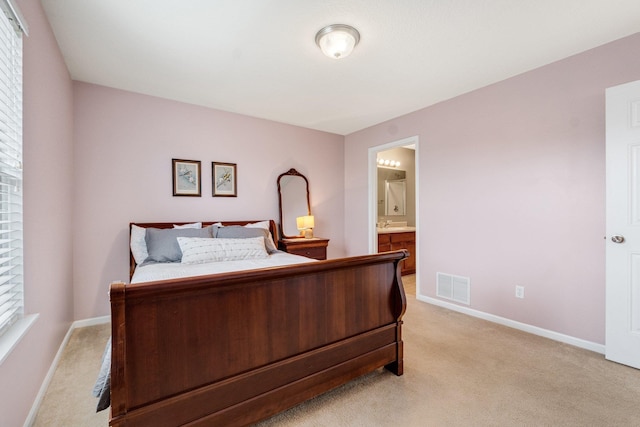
131,223,202,265
130,225,148,265
178,236,269,264
173,222,202,229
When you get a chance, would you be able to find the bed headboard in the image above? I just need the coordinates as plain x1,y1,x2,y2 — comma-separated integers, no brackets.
128,220,279,281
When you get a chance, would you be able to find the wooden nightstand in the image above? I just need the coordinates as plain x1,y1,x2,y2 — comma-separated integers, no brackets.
278,237,329,260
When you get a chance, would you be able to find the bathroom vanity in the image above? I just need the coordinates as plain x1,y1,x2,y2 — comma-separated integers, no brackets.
377,227,415,275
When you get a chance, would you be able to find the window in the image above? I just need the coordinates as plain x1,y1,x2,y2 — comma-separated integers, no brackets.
0,0,25,339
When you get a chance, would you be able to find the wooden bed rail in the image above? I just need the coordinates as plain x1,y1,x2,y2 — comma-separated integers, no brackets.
110,250,408,427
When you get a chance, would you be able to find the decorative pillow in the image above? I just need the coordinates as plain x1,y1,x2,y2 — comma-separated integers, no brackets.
214,225,278,254
178,236,268,264
130,225,148,265
173,222,202,229
144,226,213,263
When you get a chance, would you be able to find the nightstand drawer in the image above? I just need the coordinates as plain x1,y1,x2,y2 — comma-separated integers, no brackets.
288,246,326,260
278,237,329,260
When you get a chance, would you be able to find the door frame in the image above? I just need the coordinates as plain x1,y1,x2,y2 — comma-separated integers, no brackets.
368,135,419,289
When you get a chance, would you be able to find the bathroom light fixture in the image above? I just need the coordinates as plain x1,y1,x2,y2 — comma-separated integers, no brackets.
315,24,360,59
296,215,315,238
377,158,401,168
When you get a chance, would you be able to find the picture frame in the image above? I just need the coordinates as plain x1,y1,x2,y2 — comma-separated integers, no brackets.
172,159,201,197
212,162,237,197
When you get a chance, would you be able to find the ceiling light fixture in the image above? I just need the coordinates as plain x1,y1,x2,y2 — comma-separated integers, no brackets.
315,24,360,59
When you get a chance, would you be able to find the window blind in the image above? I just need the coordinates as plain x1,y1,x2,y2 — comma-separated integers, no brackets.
0,1,22,337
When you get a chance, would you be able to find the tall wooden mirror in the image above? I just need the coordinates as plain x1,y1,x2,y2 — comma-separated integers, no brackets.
277,168,310,238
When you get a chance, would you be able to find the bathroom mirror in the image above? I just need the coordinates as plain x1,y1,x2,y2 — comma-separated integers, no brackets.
385,179,406,216
277,168,310,238
377,168,406,218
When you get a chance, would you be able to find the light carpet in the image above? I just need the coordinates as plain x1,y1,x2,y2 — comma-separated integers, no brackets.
32,278,640,426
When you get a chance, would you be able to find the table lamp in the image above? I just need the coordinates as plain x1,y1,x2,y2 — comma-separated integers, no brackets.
296,215,315,238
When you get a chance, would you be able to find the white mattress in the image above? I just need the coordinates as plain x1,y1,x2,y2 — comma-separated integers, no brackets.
131,251,315,284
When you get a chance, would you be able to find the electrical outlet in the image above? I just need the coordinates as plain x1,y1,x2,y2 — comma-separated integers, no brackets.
515,285,525,299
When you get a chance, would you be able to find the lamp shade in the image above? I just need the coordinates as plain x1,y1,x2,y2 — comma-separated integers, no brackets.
296,215,315,230
315,24,360,59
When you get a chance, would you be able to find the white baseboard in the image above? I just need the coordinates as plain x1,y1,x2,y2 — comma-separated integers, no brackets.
72,315,110,329
23,315,111,427
416,295,605,355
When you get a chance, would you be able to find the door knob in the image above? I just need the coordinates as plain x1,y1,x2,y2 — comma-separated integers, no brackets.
611,235,625,243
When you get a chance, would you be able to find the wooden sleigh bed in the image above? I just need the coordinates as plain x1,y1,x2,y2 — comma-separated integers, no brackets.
108,220,408,427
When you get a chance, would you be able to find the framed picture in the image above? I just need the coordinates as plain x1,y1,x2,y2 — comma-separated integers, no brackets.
212,162,237,197
172,159,201,197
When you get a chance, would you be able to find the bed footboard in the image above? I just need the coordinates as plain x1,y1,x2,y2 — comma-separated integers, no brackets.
109,250,408,427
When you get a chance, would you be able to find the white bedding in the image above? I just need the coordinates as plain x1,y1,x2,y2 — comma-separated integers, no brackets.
131,250,315,284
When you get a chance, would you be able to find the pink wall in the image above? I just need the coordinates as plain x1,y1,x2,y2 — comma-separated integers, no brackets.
345,33,640,345
0,1,75,425
72,83,345,319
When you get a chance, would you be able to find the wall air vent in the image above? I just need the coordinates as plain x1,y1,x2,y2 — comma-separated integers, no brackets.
436,272,470,305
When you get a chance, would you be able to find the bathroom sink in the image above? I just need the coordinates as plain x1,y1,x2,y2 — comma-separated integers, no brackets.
377,226,416,233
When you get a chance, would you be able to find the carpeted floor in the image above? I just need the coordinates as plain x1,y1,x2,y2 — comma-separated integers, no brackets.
32,275,640,426
32,321,111,426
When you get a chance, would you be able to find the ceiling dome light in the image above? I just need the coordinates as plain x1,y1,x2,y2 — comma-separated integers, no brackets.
315,24,360,59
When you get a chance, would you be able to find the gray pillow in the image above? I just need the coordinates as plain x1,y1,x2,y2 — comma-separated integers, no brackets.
144,226,213,263
214,226,278,254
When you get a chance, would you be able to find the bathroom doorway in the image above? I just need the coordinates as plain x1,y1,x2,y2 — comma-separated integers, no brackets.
368,136,419,294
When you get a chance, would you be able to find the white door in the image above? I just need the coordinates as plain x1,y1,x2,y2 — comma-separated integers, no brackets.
606,80,640,369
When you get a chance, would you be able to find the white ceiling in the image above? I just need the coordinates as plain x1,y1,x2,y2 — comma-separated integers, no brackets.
41,0,640,135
